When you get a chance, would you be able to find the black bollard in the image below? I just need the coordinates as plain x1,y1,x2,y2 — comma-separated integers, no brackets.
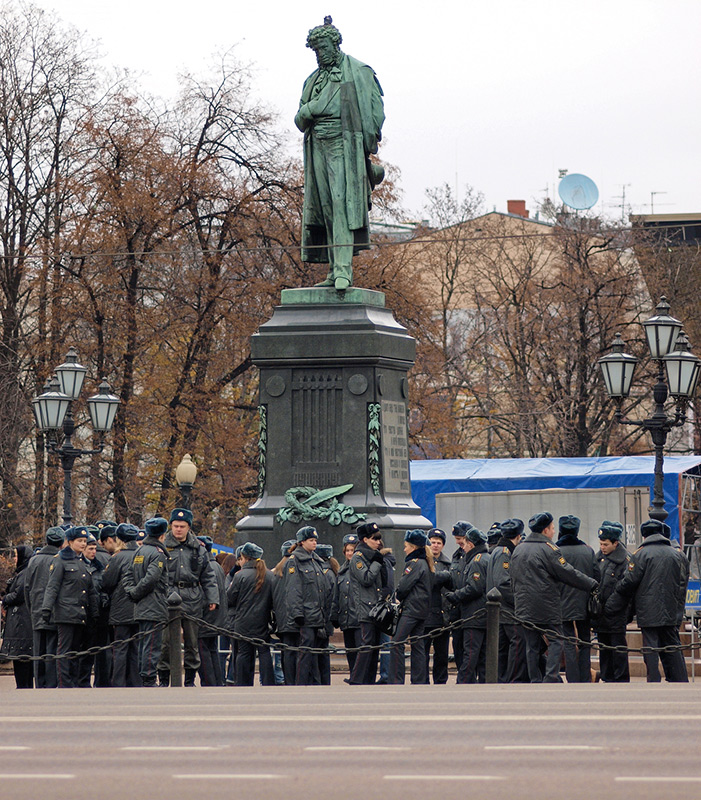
485,587,502,684
167,591,183,688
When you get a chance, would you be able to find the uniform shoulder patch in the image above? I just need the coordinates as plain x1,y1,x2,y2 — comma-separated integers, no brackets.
628,562,635,571
558,556,566,565
288,566,295,574
157,561,164,568
133,555,144,564
503,562,509,569
473,572,480,579
474,554,482,562
49,563,54,572
404,566,413,574
356,560,364,569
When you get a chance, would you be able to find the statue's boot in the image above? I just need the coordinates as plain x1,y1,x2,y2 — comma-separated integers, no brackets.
334,277,350,291
315,274,335,287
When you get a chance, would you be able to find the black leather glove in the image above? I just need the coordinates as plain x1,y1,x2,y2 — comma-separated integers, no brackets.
371,550,385,564
294,616,304,627
445,592,458,606
41,609,51,623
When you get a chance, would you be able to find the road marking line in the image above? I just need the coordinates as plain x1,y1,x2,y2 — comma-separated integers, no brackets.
305,746,409,752
174,774,283,780
3,714,701,723
384,775,504,781
616,777,701,783
121,746,225,751
485,745,604,751
0,774,74,779
0,746,31,751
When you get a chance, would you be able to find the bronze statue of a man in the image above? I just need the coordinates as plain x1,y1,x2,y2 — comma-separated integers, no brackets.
295,17,385,292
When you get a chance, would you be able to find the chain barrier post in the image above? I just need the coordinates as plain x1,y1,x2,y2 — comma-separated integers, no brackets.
168,591,183,688
485,587,502,684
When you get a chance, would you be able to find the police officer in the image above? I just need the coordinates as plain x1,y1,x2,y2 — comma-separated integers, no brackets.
591,521,631,682
389,530,432,684
487,518,528,683
272,539,298,684
158,508,219,687
446,524,489,683
79,533,111,687
423,528,452,684
449,522,469,673
95,520,119,565
227,542,275,686
24,526,65,688
510,512,598,683
336,533,360,673
606,519,689,682
41,526,99,688
101,523,140,687
556,515,598,683
197,535,227,686
347,521,384,685
286,526,333,685
316,543,338,685
123,517,170,687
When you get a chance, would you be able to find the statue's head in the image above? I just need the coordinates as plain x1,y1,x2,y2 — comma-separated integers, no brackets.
307,16,342,67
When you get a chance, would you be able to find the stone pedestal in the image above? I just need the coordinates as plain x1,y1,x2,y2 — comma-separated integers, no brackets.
236,287,431,557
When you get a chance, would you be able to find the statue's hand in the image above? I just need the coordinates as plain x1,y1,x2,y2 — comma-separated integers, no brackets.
294,103,314,131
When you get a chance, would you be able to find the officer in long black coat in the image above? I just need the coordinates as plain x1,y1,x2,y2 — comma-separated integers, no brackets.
1,545,34,688
556,515,598,683
591,521,631,682
606,518,689,682
41,526,99,688
510,512,598,683
423,528,452,684
24,526,65,688
123,517,170,687
487,518,528,683
101,523,140,686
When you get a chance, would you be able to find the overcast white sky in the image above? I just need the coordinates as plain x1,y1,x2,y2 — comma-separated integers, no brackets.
42,0,701,221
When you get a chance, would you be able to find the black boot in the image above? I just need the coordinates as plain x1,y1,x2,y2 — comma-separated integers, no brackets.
157,669,170,687
184,668,197,687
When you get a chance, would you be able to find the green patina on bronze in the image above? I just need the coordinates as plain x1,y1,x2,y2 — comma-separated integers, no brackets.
276,483,367,526
257,404,267,497
281,287,385,307
368,403,381,495
295,16,385,293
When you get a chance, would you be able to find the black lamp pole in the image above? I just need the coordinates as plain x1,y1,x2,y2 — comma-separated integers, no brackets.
599,297,700,524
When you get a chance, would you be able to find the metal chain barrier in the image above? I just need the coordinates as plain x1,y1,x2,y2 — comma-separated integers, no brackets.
0,620,168,664
500,608,701,656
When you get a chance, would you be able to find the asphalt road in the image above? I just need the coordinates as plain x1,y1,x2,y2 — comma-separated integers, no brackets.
0,679,700,800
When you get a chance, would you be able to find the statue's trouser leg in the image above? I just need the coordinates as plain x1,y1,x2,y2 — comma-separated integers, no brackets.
312,135,353,284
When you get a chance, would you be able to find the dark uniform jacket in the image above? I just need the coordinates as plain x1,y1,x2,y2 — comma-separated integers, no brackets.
451,542,489,628
83,555,110,628
123,537,170,623
487,537,517,611
163,530,218,617
101,543,137,626
592,543,631,633
41,547,99,625
200,556,228,638
286,547,333,630
448,547,466,623
556,535,599,621
606,533,689,627
1,552,33,657
272,558,295,634
396,549,431,621
426,551,452,628
510,532,597,627
336,560,358,631
24,544,61,631
348,542,383,624
227,562,274,639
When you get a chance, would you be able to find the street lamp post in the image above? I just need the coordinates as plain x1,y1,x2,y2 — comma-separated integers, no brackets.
175,453,198,510
32,348,120,525
599,297,701,523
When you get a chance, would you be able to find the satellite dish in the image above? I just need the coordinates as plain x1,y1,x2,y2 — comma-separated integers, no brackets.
558,173,599,210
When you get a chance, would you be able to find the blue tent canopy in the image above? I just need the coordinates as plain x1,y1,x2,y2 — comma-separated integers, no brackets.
410,456,701,541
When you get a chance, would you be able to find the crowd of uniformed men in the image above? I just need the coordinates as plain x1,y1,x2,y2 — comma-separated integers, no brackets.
0,507,691,687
